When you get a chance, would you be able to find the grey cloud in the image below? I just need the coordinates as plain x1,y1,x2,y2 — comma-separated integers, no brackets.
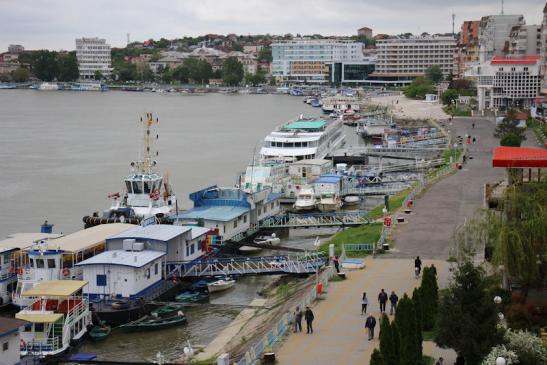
0,0,544,50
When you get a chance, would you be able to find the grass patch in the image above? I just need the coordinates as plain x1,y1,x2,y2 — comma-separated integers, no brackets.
423,355,435,365
369,185,416,220
422,330,436,341
191,358,216,365
319,223,382,256
443,105,472,117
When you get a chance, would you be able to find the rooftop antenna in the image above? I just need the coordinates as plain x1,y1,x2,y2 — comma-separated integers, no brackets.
452,13,456,35
139,113,159,174
501,0,504,15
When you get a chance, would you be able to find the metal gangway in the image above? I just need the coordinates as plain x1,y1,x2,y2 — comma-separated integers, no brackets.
341,182,410,196
166,252,326,278
258,211,372,229
332,146,444,160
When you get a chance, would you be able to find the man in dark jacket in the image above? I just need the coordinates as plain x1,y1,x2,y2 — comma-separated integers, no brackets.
294,306,303,332
415,256,422,276
378,289,388,313
365,313,376,340
389,291,399,315
304,306,314,334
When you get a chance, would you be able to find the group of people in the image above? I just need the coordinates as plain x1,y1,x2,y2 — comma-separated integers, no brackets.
362,289,400,340
293,306,315,334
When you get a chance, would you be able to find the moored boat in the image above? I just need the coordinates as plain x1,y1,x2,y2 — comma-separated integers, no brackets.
89,324,111,341
175,291,209,303
253,234,280,246
343,195,361,206
151,303,186,317
119,312,187,331
293,187,317,212
207,278,235,293
317,193,342,212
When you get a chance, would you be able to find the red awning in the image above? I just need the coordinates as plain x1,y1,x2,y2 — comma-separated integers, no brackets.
490,55,541,65
492,146,547,168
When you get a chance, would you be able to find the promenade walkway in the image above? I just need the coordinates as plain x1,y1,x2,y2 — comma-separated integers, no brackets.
277,117,506,364
388,117,504,259
276,259,453,365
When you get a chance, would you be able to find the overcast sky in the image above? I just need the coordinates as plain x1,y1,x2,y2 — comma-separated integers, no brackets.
0,0,544,51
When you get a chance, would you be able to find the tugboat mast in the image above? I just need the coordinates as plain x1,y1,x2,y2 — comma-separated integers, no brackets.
139,112,159,174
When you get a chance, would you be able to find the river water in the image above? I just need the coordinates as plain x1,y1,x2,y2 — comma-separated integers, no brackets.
1,90,371,362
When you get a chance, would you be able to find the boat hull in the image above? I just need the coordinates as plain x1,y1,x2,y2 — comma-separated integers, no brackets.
207,280,235,293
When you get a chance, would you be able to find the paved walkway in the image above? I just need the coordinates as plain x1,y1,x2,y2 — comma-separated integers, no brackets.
276,259,454,365
387,117,505,259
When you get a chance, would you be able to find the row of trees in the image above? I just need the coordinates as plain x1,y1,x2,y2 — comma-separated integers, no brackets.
157,57,250,86
12,50,79,82
494,109,528,147
370,266,438,365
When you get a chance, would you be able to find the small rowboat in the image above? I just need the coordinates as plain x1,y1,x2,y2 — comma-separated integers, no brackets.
175,291,209,303
89,324,111,341
151,304,185,318
207,279,236,293
119,313,187,332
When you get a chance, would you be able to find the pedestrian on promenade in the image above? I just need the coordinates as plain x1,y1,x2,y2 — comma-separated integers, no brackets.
389,291,399,315
333,256,340,273
472,122,475,129
294,306,302,333
435,357,444,365
472,136,476,144
304,306,314,334
361,292,368,315
431,263,437,277
365,313,376,340
415,256,422,277
378,289,388,313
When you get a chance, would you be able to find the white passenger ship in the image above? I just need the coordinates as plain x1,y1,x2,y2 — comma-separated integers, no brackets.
259,117,344,162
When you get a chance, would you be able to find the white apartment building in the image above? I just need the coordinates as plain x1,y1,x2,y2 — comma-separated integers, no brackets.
478,15,525,62
467,55,542,110
372,36,456,82
75,37,112,80
271,39,368,83
508,24,542,56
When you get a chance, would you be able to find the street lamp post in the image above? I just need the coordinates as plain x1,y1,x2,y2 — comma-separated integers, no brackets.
495,357,506,365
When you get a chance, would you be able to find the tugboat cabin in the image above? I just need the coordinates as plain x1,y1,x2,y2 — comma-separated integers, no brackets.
16,280,90,357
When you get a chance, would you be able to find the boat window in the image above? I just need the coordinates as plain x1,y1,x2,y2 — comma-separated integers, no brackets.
233,220,238,229
143,181,151,194
190,244,195,255
34,323,44,332
36,259,44,269
154,263,159,275
302,142,308,147
243,215,247,223
295,142,301,147
132,181,143,194
23,324,31,332
146,268,150,279
3,341,8,351
47,259,56,268
125,181,132,193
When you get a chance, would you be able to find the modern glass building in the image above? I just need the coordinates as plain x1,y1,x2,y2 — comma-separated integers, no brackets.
272,39,374,84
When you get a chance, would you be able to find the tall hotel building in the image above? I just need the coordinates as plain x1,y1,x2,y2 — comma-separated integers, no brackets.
75,37,112,80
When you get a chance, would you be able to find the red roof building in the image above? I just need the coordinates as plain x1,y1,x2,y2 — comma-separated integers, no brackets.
490,55,542,65
492,146,547,168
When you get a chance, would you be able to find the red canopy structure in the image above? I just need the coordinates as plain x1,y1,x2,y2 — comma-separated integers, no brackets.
492,146,547,168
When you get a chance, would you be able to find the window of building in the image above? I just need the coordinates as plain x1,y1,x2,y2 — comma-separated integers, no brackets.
190,244,195,255
3,341,8,351
36,259,44,269
96,274,107,286
233,220,238,228
146,268,151,279
47,259,56,268
154,262,159,275
243,215,247,223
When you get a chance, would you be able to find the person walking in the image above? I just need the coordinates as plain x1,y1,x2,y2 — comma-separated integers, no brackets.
378,289,388,313
415,256,422,277
361,292,368,315
389,291,399,315
304,306,314,334
472,122,475,129
294,306,302,333
472,136,476,144
365,313,376,340
333,256,340,273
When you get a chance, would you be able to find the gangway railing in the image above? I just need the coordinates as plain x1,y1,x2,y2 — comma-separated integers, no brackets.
166,252,327,278
258,211,371,229
341,182,410,196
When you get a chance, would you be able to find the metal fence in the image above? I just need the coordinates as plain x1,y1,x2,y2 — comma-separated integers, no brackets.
344,243,374,252
235,267,334,365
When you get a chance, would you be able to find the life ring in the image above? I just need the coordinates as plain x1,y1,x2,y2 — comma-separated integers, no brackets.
20,338,26,349
62,267,70,277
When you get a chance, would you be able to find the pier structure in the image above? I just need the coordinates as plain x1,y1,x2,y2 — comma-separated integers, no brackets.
166,252,326,278
258,211,371,229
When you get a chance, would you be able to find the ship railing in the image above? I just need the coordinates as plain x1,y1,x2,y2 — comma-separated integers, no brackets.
65,296,88,321
0,271,16,281
17,267,33,280
22,337,61,355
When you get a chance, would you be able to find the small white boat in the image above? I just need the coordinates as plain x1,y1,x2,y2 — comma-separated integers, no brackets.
207,278,236,293
344,195,361,206
318,193,342,212
239,245,262,253
37,82,59,91
293,187,316,212
253,234,281,246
